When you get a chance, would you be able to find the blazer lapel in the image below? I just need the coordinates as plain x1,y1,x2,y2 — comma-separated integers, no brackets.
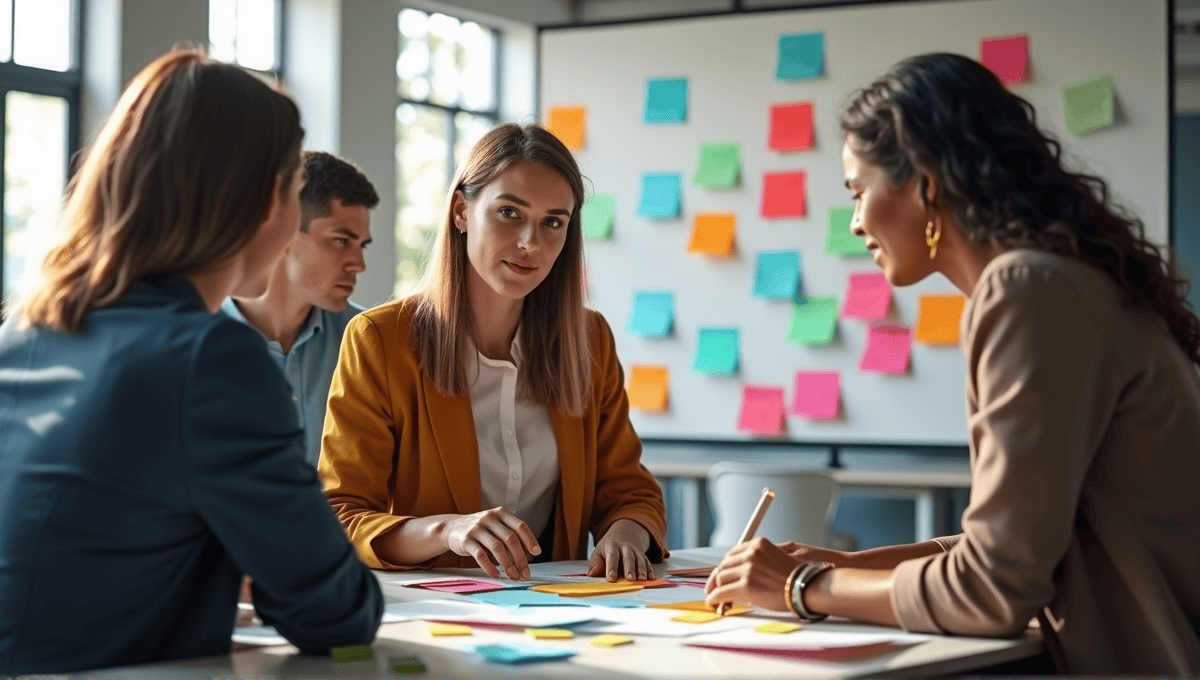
550,408,585,559
422,376,481,514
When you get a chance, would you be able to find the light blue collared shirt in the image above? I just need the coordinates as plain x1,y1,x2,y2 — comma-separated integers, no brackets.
221,297,364,465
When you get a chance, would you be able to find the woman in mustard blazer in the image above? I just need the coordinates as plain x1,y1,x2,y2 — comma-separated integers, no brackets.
320,123,667,582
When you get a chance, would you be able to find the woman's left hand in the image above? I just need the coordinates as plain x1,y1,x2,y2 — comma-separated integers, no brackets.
704,537,801,612
588,519,653,582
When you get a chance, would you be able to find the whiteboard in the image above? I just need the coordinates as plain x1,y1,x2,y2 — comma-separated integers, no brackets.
539,0,1170,445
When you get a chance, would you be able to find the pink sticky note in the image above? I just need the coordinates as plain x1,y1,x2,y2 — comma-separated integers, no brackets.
980,34,1029,85
760,170,807,218
768,102,814,151
790,371,840,420
859,325,913,374
412,579,505,594
842,272,892,319
737,385,786,436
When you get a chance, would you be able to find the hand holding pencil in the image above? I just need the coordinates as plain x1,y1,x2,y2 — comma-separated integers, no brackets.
713,487,774,616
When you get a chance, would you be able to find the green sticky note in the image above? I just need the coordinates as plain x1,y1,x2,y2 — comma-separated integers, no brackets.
1062,74,1114,135
692,327,739,375
826,206,869,256
391,655,426,674
582,194,615,240
777,32,824,80
693,142,741,188
788,296,839,345
332,645,373,663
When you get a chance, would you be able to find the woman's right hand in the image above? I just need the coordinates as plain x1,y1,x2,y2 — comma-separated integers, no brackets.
440,507,541,580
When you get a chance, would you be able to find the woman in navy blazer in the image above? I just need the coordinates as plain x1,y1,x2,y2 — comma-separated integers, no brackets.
0,50,382,674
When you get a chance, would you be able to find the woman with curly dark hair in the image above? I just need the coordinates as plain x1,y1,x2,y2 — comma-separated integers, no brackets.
705,52,1200,675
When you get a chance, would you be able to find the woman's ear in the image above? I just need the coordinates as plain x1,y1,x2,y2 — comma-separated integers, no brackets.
451,190,468,232
922,172,939,208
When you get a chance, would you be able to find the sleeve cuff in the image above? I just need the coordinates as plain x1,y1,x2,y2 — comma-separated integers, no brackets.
932,534,963,552
891,553,946,634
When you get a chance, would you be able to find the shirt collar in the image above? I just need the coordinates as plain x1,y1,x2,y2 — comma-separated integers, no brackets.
219,298,323,348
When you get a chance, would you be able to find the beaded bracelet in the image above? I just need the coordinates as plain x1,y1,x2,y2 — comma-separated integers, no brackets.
790,561,834,622
783,564,805,618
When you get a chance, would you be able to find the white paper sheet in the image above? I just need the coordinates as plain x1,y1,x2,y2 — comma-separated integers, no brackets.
384,599,598,628
683,627,934,649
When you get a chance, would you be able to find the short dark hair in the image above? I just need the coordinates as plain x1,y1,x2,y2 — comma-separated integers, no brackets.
299,150,379,231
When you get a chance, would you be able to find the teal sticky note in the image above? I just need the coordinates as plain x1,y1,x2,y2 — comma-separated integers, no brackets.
627,291,674,337
693,142,741,188
693,327,739,375
582,194,615,240
777,32,824,80
471,643,577,664
637,172,682,218
391,655,427,674
468,589,587,607
1062,74,1114,135
645,77,687,123
753,250,801,299
826,206,869,256
587,598,642,608
331,645,373,663
787,296,839,345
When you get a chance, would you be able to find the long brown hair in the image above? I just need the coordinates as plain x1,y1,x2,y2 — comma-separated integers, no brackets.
841,52,1200,364
20,49,303,332
411,123,591,416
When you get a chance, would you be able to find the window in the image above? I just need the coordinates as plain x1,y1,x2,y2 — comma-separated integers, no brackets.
396,7,500,297
208,0,284,75
0,0,80,309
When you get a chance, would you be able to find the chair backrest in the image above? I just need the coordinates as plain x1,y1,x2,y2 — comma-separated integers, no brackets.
707,461,839,548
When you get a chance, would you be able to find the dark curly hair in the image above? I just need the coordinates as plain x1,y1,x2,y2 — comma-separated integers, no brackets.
840,52,1199,365
298,150,379,231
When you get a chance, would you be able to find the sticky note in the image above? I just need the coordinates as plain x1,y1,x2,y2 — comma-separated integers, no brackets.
777,32,824,80
331,645,373,663
627,364,669,412
842,272,891,319
693,142,741,188
591,634,634,647
692,327,739,375
737,385,786,436
390,655,427,674
756,622,801,634
429,623,472,636
614,578,674,588
526,628,574,639
761,170,807,218
826,206,869,256
627,291,674,337
787,296,838,345
588,599,642,608
790,371,841,420
468,588,583,607
545,107,585,149
672,611,722,623
768,101,814,151
753,250,801,299
645,77,687,123
1062,74,1114,135
531,582,644,597
859,324,913,374
648,601,749,615
914,294,965,345
472,643,576,664
980,34,1029,85
687,213,737,256
581,194,615,240
637,172,682,218
409,579,505,594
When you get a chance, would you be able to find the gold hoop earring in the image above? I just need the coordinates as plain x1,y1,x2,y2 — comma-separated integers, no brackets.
925,218,941,259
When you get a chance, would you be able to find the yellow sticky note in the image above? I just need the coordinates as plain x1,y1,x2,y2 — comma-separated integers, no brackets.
687,213,737,255
672,611,722,623
428,623,472,636
648,600,749,615
627,365,669,413
756,622,801,634
546,106,586,149
591,634,634,647
913,294,965,345
526,628,574,639
532,582,643,597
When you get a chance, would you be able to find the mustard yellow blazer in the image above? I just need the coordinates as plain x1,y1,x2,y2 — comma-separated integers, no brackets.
319,299,669,569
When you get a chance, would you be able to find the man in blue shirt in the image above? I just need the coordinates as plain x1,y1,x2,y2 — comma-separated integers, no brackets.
223,151,378,465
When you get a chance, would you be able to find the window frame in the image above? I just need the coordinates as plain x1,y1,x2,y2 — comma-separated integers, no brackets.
209,0,287,79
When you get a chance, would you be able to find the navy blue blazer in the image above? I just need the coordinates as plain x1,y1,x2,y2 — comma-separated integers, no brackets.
0,276,383,674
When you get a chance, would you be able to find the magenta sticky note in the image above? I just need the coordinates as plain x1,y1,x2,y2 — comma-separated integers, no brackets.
413,579,505,594
737,385,786,436
790,371,840,420
980,34,1029,85
859,325,913,374
842,272,891,319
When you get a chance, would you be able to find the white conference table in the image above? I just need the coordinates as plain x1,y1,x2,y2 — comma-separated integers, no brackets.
77,547,1041,680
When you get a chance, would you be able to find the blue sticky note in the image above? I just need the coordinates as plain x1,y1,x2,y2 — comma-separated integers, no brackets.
627,291,674,337
777,32,824,80
637,172,682,219
468,589,587,607
692,328,740,375
587,598,643,608
471,643,577,664
753,250,801,299
645,77,687,123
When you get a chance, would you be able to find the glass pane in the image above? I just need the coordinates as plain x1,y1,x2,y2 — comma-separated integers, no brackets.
235,0,276,72
426,12,461,107
0,0,13,63
4,92,68,301
395,103,450,297
209,0,237,63
453,112,495,171
13,0,71,71
397,36,431,99
458,22,495,112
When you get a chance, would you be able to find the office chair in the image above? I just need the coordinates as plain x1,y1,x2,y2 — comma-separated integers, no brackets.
707,461,840,548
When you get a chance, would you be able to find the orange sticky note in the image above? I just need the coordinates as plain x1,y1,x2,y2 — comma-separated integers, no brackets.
687,213,736,255
648,601,749,615
980,34,1029,85
627,365,669,413
914,295,965,345
769,101,814,151
546,106,586,149
760,170,806,218
672,611,722,623
737,385,785,436
614,578,674,588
